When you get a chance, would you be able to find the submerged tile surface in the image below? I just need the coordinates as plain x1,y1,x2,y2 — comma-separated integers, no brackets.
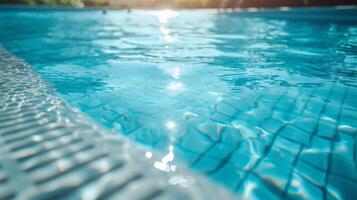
0,47,234,199
1,7,357,199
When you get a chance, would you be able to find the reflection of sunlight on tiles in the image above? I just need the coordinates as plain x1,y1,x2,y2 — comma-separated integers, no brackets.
154,145,176,172
208,91,223,101
164,35,174,43
243,181,257,199
160,26,175,43
169,175,196,188
166,121,176,129
96,160,112,173
31,135,42,142
145,151,153,159
160,27,170,35
172,67,180,79
167,81,184,91
151,9,180,23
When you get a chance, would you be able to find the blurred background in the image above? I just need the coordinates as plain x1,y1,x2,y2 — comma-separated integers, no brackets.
0,0,356,9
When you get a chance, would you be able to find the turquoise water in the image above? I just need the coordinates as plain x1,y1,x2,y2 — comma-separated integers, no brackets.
1,7,357,199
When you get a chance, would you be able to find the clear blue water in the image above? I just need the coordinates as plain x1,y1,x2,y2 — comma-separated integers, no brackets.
1,7,357,199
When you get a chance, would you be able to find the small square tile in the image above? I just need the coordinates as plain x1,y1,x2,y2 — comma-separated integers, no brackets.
279,125,310,146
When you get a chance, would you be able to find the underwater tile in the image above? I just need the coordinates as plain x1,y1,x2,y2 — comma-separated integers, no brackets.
279,125,310,146
339,108,357,132
247,106,272,124
295,159,326,187
305,97,326,117
187,106,211,124
345,92,357,108
258,118,285,134
299,149,329,171
273,135,301,156
127,128,161,147
120,120,142,135
225,98,254,113
330,84,347,101
260,93,285,104
95,91,118,104
291,95,310,115
329,154,357,182
327,174,357,200
210,163,244,190
236,174,280,200
287,172,323,200
102,110,120,123
215,101,238,118
205,143,236,161
173,146,200,164
317,120,336,139
192,156,221,173
337,124,357,136
275,95,296,112
253,151,294,192
238,139,267,158
209,111,233,124
177,129,213,154
310,136,332,152
220,126,244,147
196,120,225,142
323,102,340,121
230,150,256,171
290,116,317,134
332,140,354,161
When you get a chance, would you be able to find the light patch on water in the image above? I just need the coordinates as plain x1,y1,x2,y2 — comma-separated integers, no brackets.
167,81,184,91
169,175,196,188
166,121,176,129
145,151,153,159
154,145,176,172
151,9,180,24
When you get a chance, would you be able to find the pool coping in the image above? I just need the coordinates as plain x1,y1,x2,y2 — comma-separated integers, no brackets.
0,46,235,199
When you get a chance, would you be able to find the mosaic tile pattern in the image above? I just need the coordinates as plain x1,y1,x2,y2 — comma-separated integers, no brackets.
62,78,357,199
1,7,357,199
0,47,235,200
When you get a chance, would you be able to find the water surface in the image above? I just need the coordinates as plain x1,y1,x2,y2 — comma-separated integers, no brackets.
1,7,357,199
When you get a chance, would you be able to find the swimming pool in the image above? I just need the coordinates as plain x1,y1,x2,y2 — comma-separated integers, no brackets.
0,6,357,199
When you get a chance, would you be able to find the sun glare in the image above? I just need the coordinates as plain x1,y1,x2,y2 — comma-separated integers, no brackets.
151,9,180,23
